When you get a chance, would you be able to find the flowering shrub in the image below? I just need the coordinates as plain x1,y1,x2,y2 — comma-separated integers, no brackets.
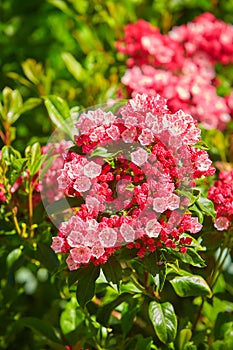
1,3,233,350
49,93,215,270
116,13,233,130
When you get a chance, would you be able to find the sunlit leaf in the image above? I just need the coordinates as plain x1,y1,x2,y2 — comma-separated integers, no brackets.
149,301,177,344
170,275,212,297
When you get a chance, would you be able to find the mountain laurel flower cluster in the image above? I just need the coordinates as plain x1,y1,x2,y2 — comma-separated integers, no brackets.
51,93,215,270
116,13,233,130
208,169,233,231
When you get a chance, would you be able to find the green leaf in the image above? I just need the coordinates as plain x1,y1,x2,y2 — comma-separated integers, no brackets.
25,142,41,176
17,97,42,115
3,86,23,124
90,146,116,159
178,329,192,350
62,52,87,82
121,305,139,335
21,59,41,85
214,312,233,340
189,204,204,224
153,263,167,293
136,335,155,350
47,0,76,17
76,265,100,307
14,317,62,344
102,256,122,286
176,189,197,207
1,145,21,166
7,72,35,90
36,242,59,273
60,298,85,334
167,247,206,268
96,292,132,326
170,275,212,297
149,301,177,344
196,197,216,219
6,248,23,269
44,95,73,138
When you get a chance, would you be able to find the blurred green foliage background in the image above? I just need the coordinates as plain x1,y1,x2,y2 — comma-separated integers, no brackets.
1,1,233,349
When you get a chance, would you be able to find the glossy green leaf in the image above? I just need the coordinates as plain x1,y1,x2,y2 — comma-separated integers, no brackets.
6,248,22,269
1,146,21,165
25,142,41,176
44,95,73,138
149,301,177,344
102,255,122,286
170,275,212,297
17,97,42,115
153,263,167,293
167,247,206,268
76,265,100,307
21,59,41,85
178,328,192,350
189,204,204,224
60,297,85,334
176,189,197,206
196,197,216,219
3,87,23,124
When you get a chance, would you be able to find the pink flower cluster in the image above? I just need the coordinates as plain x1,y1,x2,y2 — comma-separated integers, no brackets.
208,169,233,231
51,93,215,270
116,13,233,130
40,140,73,205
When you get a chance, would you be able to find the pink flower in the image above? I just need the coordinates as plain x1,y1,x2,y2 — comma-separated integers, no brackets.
67,231,84,247
70,246,92,264
99,227,118,247
145,219,162,238
167,194,180,210
120,223,135,242
84,161,102,179
106,125,120,140
51,236,66,253
91,244,105,258
131,147,148,166
214,217,230,231
138,128,154,145
153,197,167,213
121,127,137,143
73,176,91,192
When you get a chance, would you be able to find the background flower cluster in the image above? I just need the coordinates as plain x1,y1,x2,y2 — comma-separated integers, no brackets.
116,13,233,130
